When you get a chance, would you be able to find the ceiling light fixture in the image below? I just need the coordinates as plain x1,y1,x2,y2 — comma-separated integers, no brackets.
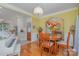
33,7,44,16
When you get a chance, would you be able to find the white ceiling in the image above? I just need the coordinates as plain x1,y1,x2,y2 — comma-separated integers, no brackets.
0,3,79,20
10,3,79,15
0,6,29,20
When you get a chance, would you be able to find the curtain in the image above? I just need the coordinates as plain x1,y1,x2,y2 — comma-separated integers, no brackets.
74,15,79,55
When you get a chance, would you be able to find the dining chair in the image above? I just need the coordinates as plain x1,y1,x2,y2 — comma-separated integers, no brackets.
57,32,70,55
50,30,60,55
57,32,77,56
39,32,52,55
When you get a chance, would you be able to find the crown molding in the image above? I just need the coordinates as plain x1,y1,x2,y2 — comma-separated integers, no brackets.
0,3,33,17
42,7,78,18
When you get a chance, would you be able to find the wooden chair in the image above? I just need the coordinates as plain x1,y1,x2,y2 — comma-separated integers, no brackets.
50,31,59,55
39,32,52,55
57,32,70,55
58,32,76,56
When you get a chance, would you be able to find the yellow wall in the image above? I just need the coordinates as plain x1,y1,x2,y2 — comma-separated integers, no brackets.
78,8,79,15
32,7,79,33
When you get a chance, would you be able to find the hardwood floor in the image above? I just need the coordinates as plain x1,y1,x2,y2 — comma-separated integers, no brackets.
20,41,41,56
20,41,61,56
20,41,76,56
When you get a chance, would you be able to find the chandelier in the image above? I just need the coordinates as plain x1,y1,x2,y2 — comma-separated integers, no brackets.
33,7,44,16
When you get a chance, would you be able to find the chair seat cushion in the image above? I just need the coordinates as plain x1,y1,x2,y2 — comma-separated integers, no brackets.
57,41,73,47
57,41,66,44
57,41,67,48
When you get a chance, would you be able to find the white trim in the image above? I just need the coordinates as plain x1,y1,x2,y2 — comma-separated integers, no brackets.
42,7,78,18
0,3,33,17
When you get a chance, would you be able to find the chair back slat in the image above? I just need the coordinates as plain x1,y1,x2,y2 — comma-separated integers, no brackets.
67,32,70,49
